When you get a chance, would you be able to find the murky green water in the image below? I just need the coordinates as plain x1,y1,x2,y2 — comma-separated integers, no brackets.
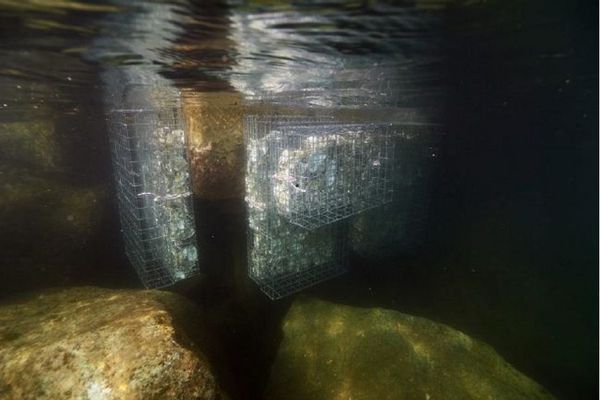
0,1,597,399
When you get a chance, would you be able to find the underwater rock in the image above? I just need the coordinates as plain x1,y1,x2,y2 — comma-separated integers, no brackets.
182,91,245,200
0,168,106,293
0,120,61,170
0,169,102,239
266,297,556,400
0,287,224,400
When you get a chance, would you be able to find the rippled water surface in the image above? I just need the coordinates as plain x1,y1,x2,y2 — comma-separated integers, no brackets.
0,1,597,399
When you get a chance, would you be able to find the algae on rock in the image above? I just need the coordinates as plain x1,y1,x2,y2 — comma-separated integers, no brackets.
267,297,556,400
0,167,107,293
0,120,61,170
0,287,225,400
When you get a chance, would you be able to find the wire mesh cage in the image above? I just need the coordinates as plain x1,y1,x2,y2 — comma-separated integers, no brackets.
245,114,399,298
349,123,440,259
245,115,395,230
247,213,347,300
108,106,199,288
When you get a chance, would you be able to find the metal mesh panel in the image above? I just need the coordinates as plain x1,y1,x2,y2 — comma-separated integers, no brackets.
349,124,440,259
245,114,398,298
247,216,347,300
245,115,395,230
108,107,199,288
245,115,349,298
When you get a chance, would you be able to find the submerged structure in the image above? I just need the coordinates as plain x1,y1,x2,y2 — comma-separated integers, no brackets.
91,1,200,288
245,115,396,298
247,116,395,229
349,124,439,259
247,214,347,300
228,5,437,298
107,94,199,288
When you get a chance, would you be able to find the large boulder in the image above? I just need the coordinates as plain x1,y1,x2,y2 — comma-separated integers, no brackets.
0,167,107,292
0,116,113,293
266,297,555,400
0,287,225,400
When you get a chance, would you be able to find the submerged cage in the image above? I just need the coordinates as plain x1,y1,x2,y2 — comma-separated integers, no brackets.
246,140,347,298
349,123,440,259
245,114,397,298
247,213,347,299
245,115,395,230
108,106,199,288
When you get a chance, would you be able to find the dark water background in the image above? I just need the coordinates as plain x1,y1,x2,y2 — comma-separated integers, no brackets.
0,1,597,399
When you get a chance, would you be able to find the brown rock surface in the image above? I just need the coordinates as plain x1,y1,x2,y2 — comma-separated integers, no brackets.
0,287,225,400
0,116,113,293
267,297,556,400
0,167,107,292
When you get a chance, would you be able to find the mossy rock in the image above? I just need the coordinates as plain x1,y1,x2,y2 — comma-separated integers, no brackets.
0,287,226,400
0,167,107,292
0,120,61,170
266,297,556,400
0,168,102,238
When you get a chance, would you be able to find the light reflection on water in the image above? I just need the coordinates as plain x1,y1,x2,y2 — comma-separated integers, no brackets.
0,0,449,116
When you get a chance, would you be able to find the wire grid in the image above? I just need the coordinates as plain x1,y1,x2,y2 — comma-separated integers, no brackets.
246,208,348,300
245,115,395,230
108,107,199,288
349,124,440,258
